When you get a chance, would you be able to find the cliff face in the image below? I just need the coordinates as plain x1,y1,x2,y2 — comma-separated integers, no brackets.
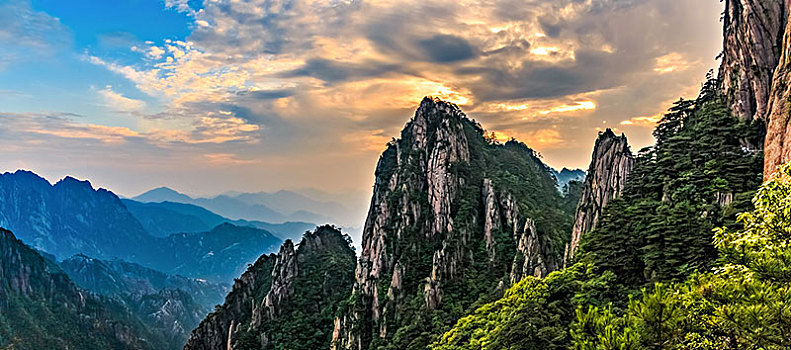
764,8,791,178
333,97,571,350
717,0,791,178
183,225,355,350
565,129,634,263
719,0,787,121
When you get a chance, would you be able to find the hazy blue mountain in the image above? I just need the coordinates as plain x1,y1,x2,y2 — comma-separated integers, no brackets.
122,198,315,241
60,254,229,347
0,170,283,284
132,186,194,203
0,170,153,261
233,189,352,223
151,223,282,283
60,254,228,306
550,167,586,190
229,219,317,241
121,199,228,237
132,186,345,225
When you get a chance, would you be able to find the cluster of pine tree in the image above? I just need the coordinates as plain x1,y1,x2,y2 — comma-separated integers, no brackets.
431,75,784,349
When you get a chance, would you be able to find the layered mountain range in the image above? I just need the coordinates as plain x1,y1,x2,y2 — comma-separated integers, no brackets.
0,170,283,283
59,254,229,347
5,0,791,349
132,186,356,227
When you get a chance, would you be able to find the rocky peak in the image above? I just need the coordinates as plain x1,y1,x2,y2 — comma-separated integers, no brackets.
565,129,634,264
184,225,355,350
719,0,787,121
334,98,569,350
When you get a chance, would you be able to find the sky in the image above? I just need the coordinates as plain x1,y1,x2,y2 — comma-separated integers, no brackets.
0,0,724,206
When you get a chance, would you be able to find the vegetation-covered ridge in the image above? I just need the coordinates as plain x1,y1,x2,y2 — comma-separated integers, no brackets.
334,96,577,350
0,228,168,349
431,75,769,349
184,225,356,350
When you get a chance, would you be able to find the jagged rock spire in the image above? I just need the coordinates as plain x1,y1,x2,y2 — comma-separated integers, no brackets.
334,97,565,350
184,225,355,350
565,129,634,264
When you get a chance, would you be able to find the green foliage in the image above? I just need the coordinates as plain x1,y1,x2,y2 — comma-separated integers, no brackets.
430,264,622,350
573,163,791,349
361,107,574,350
578,75,764,284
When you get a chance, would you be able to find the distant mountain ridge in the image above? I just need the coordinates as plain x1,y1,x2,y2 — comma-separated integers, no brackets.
132,186,353,225
550,167,586,190
0,170,153,261
0,170,283,284
122,198,315,242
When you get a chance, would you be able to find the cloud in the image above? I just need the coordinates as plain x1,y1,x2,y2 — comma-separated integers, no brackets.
69,0,725,194
417,35,477,63
98,86,146,111
0,0,71,69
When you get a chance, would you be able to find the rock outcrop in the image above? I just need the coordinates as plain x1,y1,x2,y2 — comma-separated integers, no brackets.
716,0,791,178
719,0,787,121
183,225,355,350
565,129,634,264
333,97,571,350
764,8,791,178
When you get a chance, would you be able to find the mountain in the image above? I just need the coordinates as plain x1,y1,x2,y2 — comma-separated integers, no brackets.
184,225,356,350
229,219,317,242
550,167,586,190
152,223,282,283
0,227,166,349
133,186,194,203
0,170,283,283
121,199,314,241
132,187,337,225
121,199,228,237
232,190,354,224
60,255,228,347
332,97,575,350
564,129,633,264
0,170,153,261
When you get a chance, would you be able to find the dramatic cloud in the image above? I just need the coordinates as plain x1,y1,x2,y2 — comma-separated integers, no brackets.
0,0,724,216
